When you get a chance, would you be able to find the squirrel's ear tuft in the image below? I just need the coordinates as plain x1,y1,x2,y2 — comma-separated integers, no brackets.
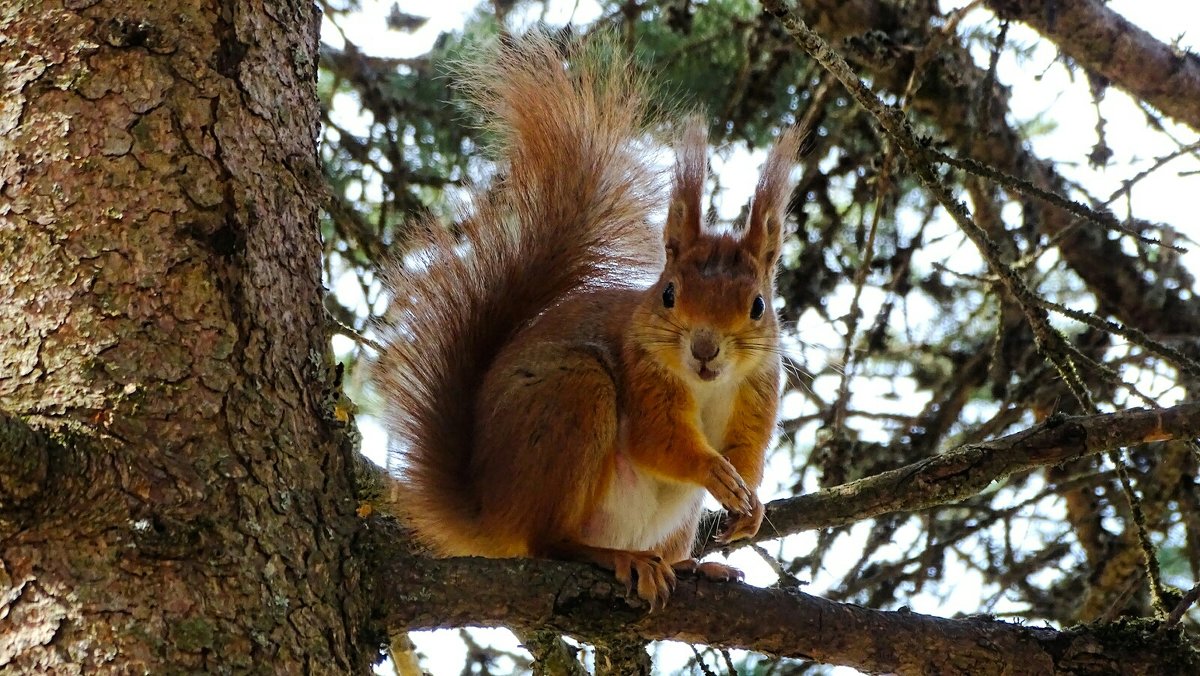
665,117,707,260
744,126,804,269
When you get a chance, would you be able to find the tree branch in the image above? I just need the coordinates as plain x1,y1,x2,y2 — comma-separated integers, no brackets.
795,0,1200,341
985,0,1200,133
705,402,1200,551
366,404,1200,670
517,629,588,676
371,523,1198,674
360,396,1198,570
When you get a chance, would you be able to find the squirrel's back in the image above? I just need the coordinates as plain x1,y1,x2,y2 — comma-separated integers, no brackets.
372,34,663,553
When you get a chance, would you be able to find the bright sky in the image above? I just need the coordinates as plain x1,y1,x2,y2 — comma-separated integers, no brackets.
322,2,1200,673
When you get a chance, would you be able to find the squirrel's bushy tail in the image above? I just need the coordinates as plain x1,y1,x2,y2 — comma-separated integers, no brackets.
372,34,662,554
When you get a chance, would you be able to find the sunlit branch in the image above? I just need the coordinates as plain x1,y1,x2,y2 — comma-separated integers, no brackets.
704,402,1200,551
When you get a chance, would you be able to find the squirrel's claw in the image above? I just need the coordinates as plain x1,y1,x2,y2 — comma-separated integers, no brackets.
704,456,753,514
612,550,675,611
716,494,764,544
613,556,635,597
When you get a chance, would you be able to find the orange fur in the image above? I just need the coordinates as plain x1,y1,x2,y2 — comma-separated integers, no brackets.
373,34,802,607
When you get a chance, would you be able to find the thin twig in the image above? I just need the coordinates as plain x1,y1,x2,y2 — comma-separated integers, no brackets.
934,151,1186,252
1159,582,1200,633
760,0,1170,614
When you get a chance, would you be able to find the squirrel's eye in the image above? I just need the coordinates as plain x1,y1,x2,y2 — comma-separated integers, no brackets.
662,282,676,308
750,295,765,320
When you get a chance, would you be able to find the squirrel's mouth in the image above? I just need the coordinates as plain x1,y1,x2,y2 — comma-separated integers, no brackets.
697,364,720,381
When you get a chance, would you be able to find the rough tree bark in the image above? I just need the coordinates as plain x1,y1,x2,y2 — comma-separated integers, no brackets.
0,1,376,671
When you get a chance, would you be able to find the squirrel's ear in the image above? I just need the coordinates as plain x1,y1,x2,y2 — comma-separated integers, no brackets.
744,126,803,269
665,117,707,260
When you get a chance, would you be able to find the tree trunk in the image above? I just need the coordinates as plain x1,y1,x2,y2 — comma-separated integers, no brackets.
5,1,1197,673
0,1,375,671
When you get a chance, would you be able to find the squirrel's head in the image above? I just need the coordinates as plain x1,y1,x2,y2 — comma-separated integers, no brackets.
642,234,778,384
633,119,800,384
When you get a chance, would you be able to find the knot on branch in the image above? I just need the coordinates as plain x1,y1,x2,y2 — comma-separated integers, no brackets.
0,410,51,509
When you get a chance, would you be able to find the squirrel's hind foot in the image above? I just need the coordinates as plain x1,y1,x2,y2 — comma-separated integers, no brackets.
540,540,676,611
611,549,676,612
672,558,745,583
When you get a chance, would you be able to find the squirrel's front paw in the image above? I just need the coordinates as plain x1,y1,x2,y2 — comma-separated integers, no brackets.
703,455,753,515
717,493,763,544
611,550,676,611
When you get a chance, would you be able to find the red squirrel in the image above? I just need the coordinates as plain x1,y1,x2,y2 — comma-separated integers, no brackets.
373,34,801,608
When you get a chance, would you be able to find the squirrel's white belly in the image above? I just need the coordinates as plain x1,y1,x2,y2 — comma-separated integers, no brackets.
583,452,704,552
580,380,737,552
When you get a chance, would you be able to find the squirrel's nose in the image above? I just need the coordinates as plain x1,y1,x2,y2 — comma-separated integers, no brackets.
690,333,719,362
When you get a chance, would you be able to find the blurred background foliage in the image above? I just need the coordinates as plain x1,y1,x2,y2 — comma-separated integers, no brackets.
316,0,1200,672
